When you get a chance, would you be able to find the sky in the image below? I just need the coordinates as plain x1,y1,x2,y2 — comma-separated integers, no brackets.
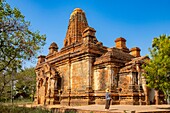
6,0,170,67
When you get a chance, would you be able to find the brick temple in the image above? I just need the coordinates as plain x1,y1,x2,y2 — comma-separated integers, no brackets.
34,8,163,105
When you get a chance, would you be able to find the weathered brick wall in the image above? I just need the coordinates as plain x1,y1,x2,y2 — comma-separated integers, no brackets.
118,74,131,93
93,67,109,91
57,64,69,92
56,58,91,93
71,59,88,92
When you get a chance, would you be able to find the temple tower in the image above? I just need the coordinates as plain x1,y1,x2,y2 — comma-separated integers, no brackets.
64,8,89,46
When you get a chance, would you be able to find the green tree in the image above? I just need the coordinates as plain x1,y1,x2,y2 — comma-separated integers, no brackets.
0,0,46,72
0,71,11,102
15,67,36,101
0,60,17,102
143,35,170,99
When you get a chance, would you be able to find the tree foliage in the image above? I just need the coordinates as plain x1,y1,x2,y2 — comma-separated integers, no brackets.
143,35,170,97
0,67,36,102
0,71,11,101
0,0,46,72
15,67,36,100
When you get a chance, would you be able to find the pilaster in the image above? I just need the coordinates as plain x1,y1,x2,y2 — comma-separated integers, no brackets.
85,55,93,93
106,65,114,92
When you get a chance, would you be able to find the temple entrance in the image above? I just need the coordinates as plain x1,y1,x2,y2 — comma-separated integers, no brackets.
55,73,62,104
57,77,62,90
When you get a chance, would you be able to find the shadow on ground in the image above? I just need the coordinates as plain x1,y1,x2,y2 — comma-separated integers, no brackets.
157,107,170,109
51,108,78,113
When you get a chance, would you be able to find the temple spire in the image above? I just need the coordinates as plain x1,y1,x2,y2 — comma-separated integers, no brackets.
64,8,89,47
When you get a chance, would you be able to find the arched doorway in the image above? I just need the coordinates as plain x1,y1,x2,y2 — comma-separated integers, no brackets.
55,72,62,104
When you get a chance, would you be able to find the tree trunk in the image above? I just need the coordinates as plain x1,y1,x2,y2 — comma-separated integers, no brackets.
155,90,159,105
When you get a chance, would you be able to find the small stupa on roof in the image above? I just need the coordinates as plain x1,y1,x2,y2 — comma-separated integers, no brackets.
34,8,163,106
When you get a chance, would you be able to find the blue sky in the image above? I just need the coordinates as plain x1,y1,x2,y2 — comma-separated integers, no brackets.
6,0,170,67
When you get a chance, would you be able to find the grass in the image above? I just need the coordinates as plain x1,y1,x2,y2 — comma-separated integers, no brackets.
0,104,52,113
1,98,33,105
0,98,52,113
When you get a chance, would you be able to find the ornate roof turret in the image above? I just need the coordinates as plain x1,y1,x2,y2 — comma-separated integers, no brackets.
49,42,58,49
130,47,141,57
115,37,129,53
82,27,98,44
64,8,89,47
49,42,58,54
